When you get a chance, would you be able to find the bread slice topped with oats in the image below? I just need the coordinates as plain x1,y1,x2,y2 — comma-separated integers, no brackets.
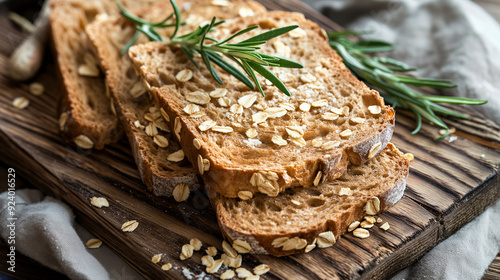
213,143,410,257
129,11,395,198
86,0,267,195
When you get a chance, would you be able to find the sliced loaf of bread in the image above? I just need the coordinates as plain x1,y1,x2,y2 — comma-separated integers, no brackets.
213,143,410,257
129,11,395,198
86,0,266,195
50,0,164,149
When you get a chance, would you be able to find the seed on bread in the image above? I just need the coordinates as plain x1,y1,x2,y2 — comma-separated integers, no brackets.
339,187,352,196
238,191,253,200
317,231,336,248
183,104,200,115
245,128,258,138
353,228,370,239
12,97,29,109
218,97,231,107
290,137,306,147
220,270,235,280
340,129,353,137
129,81,145,98
160,107,170,122
211,0,229,6
253,264,270,275
313,171,322,187
273,40,291,54
144,111,160,122
232,239,251,254
153,119,169,131
305,239,317,253
153,135,169,148
282,237,299,251
330,107,343,115
174,117,182,140
211,125,233,133
161,263,172,271
278,73,296,83
299,102,311,112
74,135,94,149
121,220,139,232
151,254,162,263
229,104,243,114
77,64,99,77
29,82,45,96
186,91,211,105
289,27,307,38
377,218,383,223
271,135,287,146
250,171,279,197
279,103,295,111
252,112,269,124
110,101,117,116
193,138,202,149
321,140,340,150
264,107,287,118
198,155,205,175
285,126,304,138
300,73,316,83
85,238,102,249
145,123,158,136
311,138,322,148
350,117,365,124
368,142,382,159
59,112,68,131
176,69,193,82
368,105,381,115
238,94,257,108
199,120,216,131
190,111,206,118
272,237,289,248
180,244,194,260
348,221,360,232
239,6,255,17
133,120,143,129
322,112,339,121
167,149,185,162
173,183,190,202
380,222,390,231
311,99,328,107
209,88,227,98
203,158,210,172
90,197,109,208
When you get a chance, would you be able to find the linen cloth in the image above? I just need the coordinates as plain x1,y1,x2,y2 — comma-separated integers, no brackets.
1,0,500,279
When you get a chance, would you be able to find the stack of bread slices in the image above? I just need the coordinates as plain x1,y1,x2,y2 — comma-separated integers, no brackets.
50,0,411,257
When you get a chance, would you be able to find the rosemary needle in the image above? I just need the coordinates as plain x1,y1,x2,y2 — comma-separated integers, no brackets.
328,31,487,140
118,0,303,97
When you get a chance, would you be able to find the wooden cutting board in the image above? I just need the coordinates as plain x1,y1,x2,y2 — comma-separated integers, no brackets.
1,0,499,279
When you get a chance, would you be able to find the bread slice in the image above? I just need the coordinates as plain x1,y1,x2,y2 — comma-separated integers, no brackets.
129,11,395,198
213,143,409,257
85,0,266,195
50,0,165,149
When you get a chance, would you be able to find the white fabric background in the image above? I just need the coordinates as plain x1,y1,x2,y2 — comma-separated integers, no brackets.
1,0,500,279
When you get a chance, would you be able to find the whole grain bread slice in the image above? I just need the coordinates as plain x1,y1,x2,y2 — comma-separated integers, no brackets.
129,11,395,198
50,0,165,149
85,0,266,195
213,143,410,257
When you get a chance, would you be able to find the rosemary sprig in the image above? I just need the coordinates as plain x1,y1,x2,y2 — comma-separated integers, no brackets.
328,31,488,140
118,0,303,96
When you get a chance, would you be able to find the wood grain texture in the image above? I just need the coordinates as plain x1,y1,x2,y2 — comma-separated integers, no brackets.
0,1,499,279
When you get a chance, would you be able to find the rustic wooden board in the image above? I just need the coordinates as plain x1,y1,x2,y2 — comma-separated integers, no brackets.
1,1,500,279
